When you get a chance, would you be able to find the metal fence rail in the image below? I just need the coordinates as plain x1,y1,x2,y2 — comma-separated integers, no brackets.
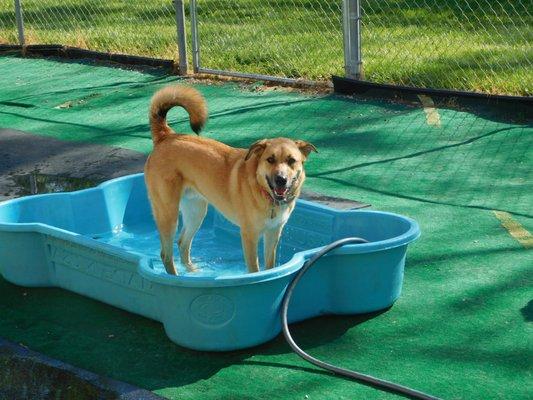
0,0,531,95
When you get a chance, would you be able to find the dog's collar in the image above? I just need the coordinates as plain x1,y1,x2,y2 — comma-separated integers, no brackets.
259,186,289,219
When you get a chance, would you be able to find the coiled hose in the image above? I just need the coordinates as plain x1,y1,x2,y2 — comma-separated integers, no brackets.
281,237,441,400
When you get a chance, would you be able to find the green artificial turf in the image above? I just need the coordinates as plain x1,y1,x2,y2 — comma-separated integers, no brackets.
0,55,531,399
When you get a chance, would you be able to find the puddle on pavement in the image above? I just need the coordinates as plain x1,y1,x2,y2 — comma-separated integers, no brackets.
12,172,98,195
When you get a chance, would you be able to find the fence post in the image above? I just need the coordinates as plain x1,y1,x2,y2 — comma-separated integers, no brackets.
342,0,362,79
189,0,200,73
14,0,25,46
173,0,188,75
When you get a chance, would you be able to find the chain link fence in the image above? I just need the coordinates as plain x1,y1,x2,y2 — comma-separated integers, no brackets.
360,0,532,95
191,0,344,81
0,0,531,95
0,0,177,59
0,0,17,43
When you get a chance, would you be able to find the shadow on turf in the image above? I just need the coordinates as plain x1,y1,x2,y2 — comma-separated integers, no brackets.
520,300,532,322
408,246,527,268
444,264,532,314
0,276,388,391
1,62,173,103
0,88,316,148
308,175,532,220
307,126,519,178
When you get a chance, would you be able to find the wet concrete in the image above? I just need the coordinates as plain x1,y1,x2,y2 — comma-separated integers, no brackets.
0,129,147,201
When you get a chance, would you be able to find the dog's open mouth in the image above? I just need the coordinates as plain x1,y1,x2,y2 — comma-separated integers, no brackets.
267,176,290,201
274,187,289,198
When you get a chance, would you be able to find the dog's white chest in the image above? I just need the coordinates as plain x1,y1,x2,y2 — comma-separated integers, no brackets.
265,205,292,230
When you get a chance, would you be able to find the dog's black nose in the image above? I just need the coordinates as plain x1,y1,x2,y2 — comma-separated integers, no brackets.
274,175,287,187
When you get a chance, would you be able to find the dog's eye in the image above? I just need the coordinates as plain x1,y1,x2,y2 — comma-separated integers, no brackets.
267,156,275,164
287,157,296,166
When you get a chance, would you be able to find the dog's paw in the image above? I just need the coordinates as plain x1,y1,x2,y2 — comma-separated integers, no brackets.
185,262,200,273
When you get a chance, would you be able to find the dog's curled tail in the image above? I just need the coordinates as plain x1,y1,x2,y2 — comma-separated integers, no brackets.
149,85,208,144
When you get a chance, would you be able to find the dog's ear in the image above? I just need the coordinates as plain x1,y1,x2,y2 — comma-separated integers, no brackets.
294,140,318,158
245,139,268,161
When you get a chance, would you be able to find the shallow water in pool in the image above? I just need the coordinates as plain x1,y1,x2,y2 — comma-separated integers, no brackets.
92,225,298,277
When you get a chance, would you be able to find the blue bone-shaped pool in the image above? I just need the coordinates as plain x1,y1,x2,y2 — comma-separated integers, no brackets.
0,173,420,351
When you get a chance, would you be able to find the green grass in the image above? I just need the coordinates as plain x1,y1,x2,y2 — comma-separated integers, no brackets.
0,0,531,95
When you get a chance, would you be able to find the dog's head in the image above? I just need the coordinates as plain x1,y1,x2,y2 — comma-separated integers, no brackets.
245,138,317,202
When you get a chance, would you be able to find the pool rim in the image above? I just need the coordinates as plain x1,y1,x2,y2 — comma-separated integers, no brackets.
0,173,421,288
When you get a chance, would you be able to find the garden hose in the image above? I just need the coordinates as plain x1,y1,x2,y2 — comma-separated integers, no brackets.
281,237,441,400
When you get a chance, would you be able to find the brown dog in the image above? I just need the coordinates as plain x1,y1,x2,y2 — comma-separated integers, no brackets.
144,85,317,274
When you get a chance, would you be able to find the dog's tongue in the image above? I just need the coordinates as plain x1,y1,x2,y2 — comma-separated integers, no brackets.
274,187,288,197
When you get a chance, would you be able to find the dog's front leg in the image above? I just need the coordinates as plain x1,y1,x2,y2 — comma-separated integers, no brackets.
241,228,260,273
264,226,283,270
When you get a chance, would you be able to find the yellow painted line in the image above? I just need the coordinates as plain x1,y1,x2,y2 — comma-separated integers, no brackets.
417,94,441,127
493,211,533,249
